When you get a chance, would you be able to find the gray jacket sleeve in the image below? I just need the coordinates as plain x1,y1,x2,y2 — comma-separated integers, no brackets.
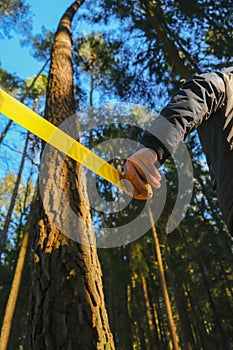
141,71,226,164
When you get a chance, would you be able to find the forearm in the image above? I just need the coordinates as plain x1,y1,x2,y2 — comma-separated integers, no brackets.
141,71,226,164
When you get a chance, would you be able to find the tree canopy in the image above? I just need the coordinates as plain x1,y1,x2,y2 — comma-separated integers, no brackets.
0,0,32,38
0,1,233,349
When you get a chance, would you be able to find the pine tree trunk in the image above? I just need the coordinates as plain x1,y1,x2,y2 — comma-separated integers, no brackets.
140,0,196,77
0,131,30,256
7,186,36,350
148,204,180,350
198,260,229,349
100,248,133,350
0,59,49,146
141,275,158,349
0,119,13,145
0,162,34,350
166,253,195,350
0,229,30,350
28,2,114,349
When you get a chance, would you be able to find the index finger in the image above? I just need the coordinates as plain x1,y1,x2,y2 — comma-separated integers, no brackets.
124,161,152,199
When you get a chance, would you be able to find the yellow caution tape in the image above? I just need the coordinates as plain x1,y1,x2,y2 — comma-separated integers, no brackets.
0,88,152,200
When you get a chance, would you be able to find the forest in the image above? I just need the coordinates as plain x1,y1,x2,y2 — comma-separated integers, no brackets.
0,0,233,349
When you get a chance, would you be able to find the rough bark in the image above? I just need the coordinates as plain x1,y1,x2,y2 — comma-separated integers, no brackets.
28,1,114,349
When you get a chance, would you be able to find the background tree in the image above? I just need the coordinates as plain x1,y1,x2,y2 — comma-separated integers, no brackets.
0,0,32,39
76,1,233,348
74,32,120,107
0,0,233,349
0,171,34,348
0,74,47,349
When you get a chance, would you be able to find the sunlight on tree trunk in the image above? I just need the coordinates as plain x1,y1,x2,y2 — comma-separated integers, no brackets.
0,230,29,350
28,1,115,349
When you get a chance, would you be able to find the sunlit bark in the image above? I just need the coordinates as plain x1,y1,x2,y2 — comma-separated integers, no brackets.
28,2,115,349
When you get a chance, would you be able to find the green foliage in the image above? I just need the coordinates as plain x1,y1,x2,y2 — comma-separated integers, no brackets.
0,68,23,92
79,2,233,343
28,26,55,62
0,172,34,346
74,32,122,106
80,0,233,105
0,172,34,239
23,73,48,100
130,242,150,279
76,32,118,75
1,0,233,348
0,0,32,39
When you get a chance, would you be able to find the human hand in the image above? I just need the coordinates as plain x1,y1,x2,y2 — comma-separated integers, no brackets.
124,148,161,199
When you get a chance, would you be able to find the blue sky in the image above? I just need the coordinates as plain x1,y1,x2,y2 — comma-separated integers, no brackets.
0,1,76,79
0,1,79,178
0,1,116,179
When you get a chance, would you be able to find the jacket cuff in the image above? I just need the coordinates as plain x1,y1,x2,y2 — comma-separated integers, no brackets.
140,131,171,165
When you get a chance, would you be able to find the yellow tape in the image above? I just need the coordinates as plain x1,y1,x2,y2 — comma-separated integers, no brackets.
0,88,152,200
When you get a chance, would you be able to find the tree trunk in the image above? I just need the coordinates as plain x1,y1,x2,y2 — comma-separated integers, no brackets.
28,1,114,349
141,275,158,349
0,59,49,145
0,163,34,350
140,0,195,78
100,248,133,350
0,229,29,350
0,131,30,257
0,119,13,145
166,253,195,350
198,260,229,349
148,204,180,350
7,179,35,350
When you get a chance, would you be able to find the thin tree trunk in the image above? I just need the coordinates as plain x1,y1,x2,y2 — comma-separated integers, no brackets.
141,275,158,349
148,204,180,350
153,302,165,349
147,276,163,348
0,119,13,145
0,155,35,350
134,298,147,350
156,294,170,349
198,260,229,349
219,259,233,300
28,2,114,349
101,248,133,350
0,131,30,256
6,171,35,350
0,59,49,145
140,0,196,78
0,228,30,350
166,253,195,350
90,62,94,108
183,281,205,349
